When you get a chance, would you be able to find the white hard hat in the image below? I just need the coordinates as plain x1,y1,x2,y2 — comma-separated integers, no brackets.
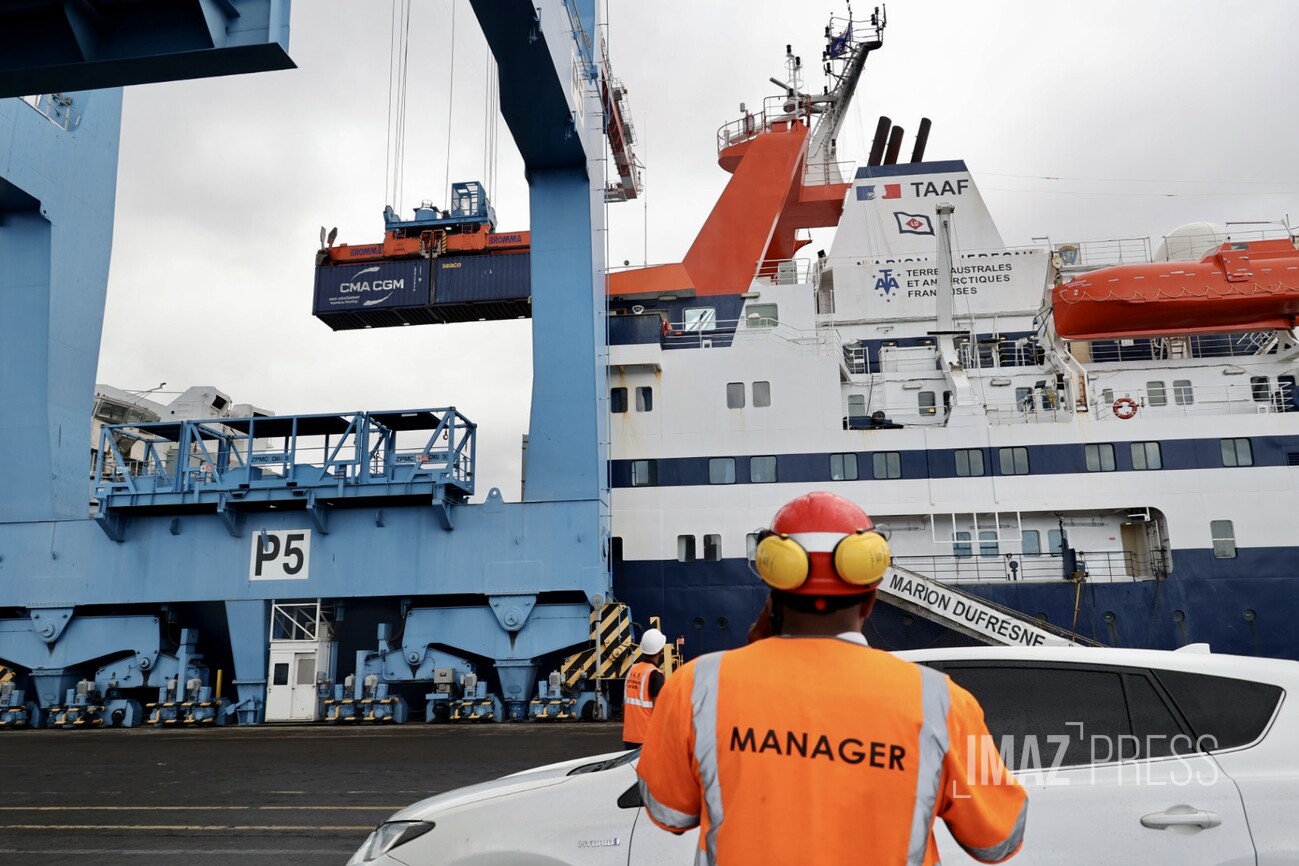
639,628,667,656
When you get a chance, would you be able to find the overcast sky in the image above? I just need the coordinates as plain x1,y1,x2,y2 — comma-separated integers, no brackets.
97,0,1299,496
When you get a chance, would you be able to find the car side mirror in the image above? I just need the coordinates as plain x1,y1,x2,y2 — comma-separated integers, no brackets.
617,782,643,809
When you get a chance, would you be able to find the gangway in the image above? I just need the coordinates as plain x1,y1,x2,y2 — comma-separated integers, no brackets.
879,564,1103,648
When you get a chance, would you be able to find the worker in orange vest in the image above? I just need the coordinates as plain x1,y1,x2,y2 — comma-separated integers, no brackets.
622,627,667,749
637,492,1027,865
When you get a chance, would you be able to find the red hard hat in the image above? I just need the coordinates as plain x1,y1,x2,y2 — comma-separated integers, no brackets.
758,492,890,596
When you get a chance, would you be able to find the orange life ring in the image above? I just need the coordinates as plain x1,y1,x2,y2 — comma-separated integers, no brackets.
1112,397,1139,420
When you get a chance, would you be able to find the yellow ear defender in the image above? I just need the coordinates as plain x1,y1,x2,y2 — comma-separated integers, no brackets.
753,531,811,590
833,530,891,587
753,529,891,592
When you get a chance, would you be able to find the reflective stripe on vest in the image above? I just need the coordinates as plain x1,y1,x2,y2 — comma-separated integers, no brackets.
907,665,952,866
623,661,658,744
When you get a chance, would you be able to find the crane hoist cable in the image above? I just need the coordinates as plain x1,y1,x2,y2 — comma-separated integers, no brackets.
442,0,457,209
385,0,413,213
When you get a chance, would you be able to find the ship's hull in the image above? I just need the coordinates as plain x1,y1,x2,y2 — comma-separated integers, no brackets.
615,555,1299,660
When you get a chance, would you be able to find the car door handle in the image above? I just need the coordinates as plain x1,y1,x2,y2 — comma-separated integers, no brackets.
1141,808,1222,830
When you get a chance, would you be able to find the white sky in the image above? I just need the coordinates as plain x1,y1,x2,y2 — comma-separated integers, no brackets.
97,0,1299,497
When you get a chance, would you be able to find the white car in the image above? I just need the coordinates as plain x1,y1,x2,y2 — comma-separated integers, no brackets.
346,645,1298,865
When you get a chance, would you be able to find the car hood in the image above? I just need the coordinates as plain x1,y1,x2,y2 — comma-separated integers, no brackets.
387,750,635,822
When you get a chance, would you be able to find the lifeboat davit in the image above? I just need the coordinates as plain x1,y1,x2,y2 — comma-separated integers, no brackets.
1052,239,1299,339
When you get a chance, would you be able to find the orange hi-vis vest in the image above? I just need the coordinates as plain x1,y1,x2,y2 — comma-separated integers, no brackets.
623,660,659,744
636,636,1028,866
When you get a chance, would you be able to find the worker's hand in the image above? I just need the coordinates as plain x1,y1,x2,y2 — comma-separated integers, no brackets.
746,594,778,643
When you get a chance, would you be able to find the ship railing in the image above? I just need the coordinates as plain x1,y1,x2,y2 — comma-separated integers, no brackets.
716,95,809,153
753,258,811,285
1082,332,1279,364
1053,236,1152,271
892,549,1151,586
664,316,845,363
803,161,856,186
1087,378,1297,419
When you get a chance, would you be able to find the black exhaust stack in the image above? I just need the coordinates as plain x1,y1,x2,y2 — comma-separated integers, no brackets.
867,116,891,167
883,124,905,165
910,117,932,163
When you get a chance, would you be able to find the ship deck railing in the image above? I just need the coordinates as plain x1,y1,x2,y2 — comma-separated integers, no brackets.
92,408,476,516
893,550,1157,586
1076,331,1280,364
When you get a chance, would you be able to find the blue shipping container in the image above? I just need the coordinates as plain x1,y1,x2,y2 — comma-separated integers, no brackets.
433,253,530,304
313,259,431,315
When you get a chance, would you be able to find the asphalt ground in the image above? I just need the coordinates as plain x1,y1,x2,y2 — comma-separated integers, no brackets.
0,722,627,865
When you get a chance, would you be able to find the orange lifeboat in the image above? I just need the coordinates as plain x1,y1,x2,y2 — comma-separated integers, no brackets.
1052,239,1299,339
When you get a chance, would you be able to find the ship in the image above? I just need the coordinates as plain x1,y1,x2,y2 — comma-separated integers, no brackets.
605,9,1299,660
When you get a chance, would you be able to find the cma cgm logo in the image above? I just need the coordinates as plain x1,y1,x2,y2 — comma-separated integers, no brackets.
874,267,899,301
339,266,406,306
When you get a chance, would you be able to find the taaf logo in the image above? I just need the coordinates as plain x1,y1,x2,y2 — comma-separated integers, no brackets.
894,212,934,236
874,267,899,301
856,183,902,201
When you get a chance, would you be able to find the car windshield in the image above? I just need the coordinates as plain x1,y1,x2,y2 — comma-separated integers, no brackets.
566,748,639,776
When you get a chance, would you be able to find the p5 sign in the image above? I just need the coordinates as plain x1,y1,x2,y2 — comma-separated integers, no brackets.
249,530,311,581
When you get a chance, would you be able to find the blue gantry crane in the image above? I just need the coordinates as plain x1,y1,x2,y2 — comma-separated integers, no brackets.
0,0,614,725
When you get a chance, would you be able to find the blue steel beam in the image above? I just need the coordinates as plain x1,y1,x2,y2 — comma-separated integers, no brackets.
0,89,121,522
0,0,294,98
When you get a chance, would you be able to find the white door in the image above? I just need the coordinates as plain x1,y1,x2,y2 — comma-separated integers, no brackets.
265,650,318,721
264,653,294,721
289,652,317,720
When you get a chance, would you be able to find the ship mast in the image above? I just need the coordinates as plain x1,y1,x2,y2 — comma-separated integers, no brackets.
804,5,886,177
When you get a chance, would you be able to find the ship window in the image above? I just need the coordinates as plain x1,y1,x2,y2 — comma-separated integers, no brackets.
631,459,657,487
998,447,1030,475
847,394,866,418
955,449,985,477
745,303,778,328
1210,520,1236,559
953,531,972,558
1022,530,1041,556
1085,443,1116,472
746,532,760,561
1131,441,1162,470
979,530,999,557
1048,529,1065,556
1146,381,1167,407
830,453,858,481
750,456,777,483
1251,376,1271,402
610,536,623,564
683,307,717,332
709,457,736,484
636,386,653,412
677,535,696,563
873,452,901,479
1173,379,1194,405
610,387,628,413
1015,387,1033,412
1220,438,1253,467
753,381,771,408
703,534,722,561
727,382,745,408
919,391,937,416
